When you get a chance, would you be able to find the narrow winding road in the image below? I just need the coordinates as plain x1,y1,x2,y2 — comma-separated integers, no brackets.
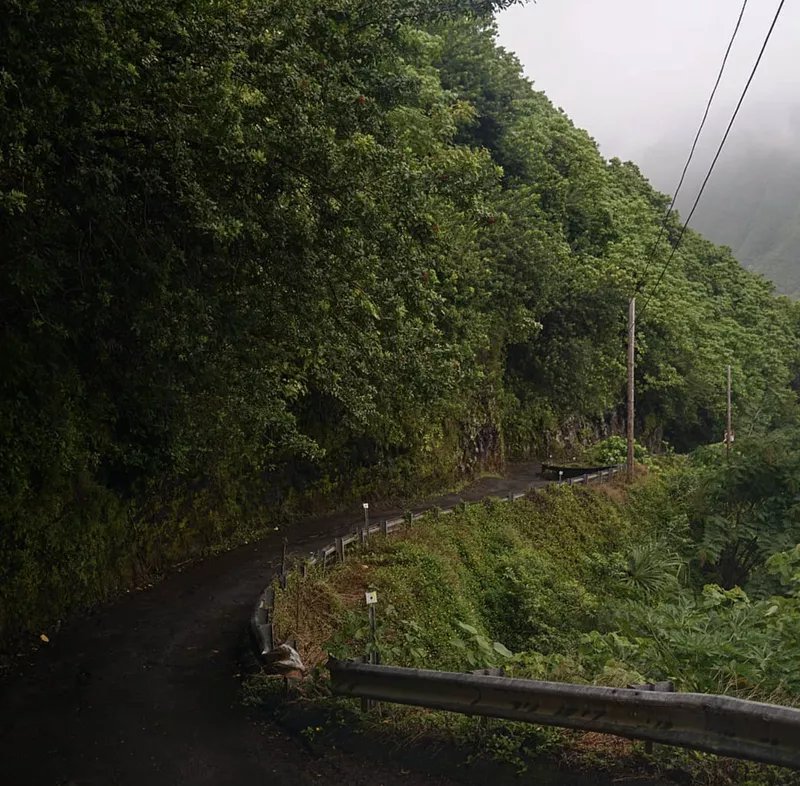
1,465,551,786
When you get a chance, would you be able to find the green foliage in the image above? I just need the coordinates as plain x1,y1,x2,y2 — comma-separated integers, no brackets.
621,539,683,597
585,435,650,466
586,583,800,697
2,2,799,645
766,546,800,597
482,548,604,653
327,603,432,668
451,620,514,669
690,429,800,589
297,487,635,673
575,454,800,700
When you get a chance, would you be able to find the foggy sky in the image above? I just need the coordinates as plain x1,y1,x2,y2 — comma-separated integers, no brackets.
496,0,800,189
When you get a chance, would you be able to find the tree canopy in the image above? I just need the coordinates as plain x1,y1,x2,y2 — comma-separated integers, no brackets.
1,1,797,640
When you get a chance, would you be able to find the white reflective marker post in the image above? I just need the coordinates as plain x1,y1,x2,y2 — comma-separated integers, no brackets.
366,590,378,662
365,590,379,711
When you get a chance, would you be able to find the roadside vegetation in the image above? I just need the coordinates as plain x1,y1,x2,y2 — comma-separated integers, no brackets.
3,0,799,643
261,438,800,785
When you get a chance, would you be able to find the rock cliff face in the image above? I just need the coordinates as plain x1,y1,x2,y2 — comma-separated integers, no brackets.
459,416,504,476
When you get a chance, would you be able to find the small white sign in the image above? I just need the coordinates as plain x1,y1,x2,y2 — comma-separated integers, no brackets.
362,502,369,510
365,591,378,606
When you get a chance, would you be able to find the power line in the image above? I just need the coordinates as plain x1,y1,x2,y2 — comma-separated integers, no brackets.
637,0,749,291
638,0,787,321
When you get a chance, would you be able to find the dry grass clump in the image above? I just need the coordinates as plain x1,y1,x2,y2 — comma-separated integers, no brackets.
273,557,390,670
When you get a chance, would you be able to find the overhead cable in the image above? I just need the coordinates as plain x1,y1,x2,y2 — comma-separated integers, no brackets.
637,0,750,291
639,0,787,320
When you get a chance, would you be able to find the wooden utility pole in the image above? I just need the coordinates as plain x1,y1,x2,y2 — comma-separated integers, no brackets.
726,364,732,459
627,297,636,483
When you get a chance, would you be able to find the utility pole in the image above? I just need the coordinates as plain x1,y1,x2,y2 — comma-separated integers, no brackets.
726,364,732,459
627,297,636,483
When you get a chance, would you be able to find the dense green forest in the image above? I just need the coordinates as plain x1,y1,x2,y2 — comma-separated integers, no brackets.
2,0,798,641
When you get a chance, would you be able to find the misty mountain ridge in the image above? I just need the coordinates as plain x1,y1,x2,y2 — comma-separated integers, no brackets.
641,104,800,298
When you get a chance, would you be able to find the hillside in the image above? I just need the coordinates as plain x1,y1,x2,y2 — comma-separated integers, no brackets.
2,0,798,641
641,111,800,298
687,147,800,298
268,446,800,783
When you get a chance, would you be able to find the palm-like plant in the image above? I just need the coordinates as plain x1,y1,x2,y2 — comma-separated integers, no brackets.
622,540,684,598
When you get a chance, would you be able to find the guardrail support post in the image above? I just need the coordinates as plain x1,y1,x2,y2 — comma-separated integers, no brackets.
381,519,388,537
335,537,345,563
280,538,288,588
359,656,372,713
644,683,655,754
627,681,675,754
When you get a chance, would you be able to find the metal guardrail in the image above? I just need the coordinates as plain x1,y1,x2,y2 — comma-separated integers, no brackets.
299,465,622,570
328,660,800,770
251,466,624,663
251,587,275,657
542,462,620,480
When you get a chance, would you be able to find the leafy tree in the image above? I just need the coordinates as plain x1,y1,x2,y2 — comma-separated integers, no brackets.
1,2,799,641
0,0,516,638
691,430,800,589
